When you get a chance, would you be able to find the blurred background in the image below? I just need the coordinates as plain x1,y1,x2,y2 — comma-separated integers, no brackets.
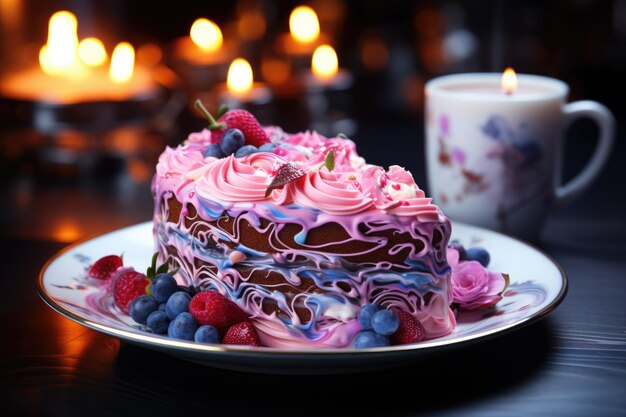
0,0,624,243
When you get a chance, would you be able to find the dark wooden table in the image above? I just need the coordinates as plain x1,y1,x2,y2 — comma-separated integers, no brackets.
1,120,625,416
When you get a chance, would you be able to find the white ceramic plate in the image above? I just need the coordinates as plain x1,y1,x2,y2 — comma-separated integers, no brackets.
38,221,566,374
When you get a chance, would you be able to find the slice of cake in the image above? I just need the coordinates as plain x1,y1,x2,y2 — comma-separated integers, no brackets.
152,105,455,348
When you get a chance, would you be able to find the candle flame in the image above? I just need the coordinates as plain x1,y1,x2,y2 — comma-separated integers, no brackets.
78,37,107,67
190,18,223,53
109,42,135,83
501,67,517,94
39,11,79,75
227,58,253,95
312,45,338,79
289,6,320,43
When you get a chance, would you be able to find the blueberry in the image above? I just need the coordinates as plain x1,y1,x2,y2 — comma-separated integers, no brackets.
129,295,159,325
358,304,381,330
151,273,179,303
194,325,220,344
204,143,224,158
158,303,166,312
165,291,191,320
371,309,400,336
449,240,467,261
234,145,258,158
466,247,490,267
258,142,277,153
354,331,390,348
147,310,169,334
220,129,245,155
177,285,197,297
168,312,198,341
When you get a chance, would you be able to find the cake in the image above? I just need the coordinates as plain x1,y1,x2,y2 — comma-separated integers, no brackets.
152,110,456,348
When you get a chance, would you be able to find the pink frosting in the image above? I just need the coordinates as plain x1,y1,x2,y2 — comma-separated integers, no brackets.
187,128,215,145
293,170,374,215
193,153,293,204
156,146,212,178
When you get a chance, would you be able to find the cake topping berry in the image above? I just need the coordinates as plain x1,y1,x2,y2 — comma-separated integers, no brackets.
129,295,159,325
390,311,426,345
354,330,390,348
222,321,261,346
220,128,245,155
194,99,270,148
371,309,400,336
358,303,381,330
147,310,169,334
189,291,249,334
112,268,151,314
194,325,220,344
203,143,224,159
465,247,491,267
168,312,198,341
151,273,179,303
87,254,123,280
235,144,259,158
165,291,192,320
265,163,305,197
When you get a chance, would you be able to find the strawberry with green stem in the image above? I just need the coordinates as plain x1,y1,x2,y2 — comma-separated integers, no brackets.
194,100,270,148
113,253,178,314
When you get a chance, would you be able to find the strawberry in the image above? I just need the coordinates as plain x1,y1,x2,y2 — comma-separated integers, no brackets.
87,255,123,280
390,311,426,345
265,163,305,197
188,291,249,334
194,100,270,148
112,268,150,314
219,110,270,147
222,321,261,346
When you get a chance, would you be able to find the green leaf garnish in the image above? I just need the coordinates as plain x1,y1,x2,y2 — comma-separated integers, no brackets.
323,149,335,172
194,99,226,131
215,103,229,118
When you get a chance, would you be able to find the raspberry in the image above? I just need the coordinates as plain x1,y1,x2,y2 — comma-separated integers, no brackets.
87,255,123,280
188,291,249,334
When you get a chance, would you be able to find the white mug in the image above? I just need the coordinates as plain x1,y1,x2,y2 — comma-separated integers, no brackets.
425,73,615,241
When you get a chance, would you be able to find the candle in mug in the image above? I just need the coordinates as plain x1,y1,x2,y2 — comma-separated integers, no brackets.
425,70,615,240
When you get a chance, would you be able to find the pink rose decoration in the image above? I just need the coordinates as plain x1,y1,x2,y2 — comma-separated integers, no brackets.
448,247,508,310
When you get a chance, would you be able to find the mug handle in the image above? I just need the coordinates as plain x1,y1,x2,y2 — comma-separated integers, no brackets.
555,101,615,209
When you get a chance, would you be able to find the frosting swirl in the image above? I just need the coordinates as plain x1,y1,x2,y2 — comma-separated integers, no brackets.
156,146,210,178
293,170,374,215
193,153,292,204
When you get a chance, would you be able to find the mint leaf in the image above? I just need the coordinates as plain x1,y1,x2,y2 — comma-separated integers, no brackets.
323,149,335,172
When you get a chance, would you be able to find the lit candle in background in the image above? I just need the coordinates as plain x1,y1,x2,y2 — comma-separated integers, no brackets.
276,5,330,71
109,42,135,84
304,44,355,136
213,57,272,119
171,17,232,93
227,58,253,97
307,44,352,89
173,18,231,65
78,37,108,67
290,6,320,45
0,10,156,104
